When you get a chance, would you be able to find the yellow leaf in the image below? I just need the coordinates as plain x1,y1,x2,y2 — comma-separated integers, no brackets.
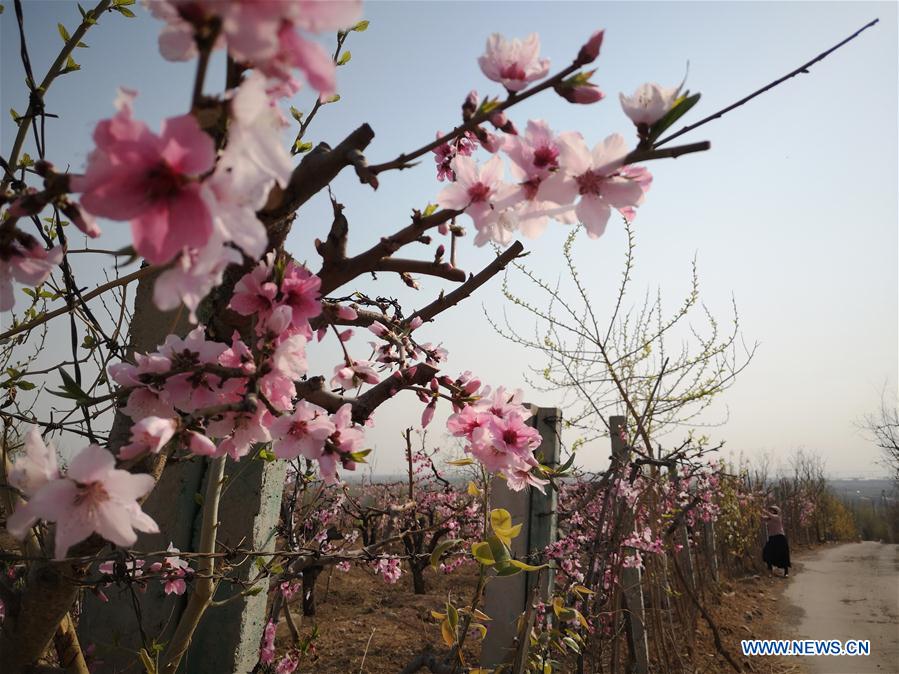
138,649,157,674
431,610,446,620
490,508,522,546
467,480,480,496
508,559,547,572
471,608,491,621
441,620,456,647
572,584,595,596
447,458,474,466
552,596,564,617
471,541,496,566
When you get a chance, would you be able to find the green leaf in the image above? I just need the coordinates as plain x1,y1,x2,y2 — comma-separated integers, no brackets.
430,538,461,570
113,4,136,17
648,92,701,144
446,602,459,631
289,106,304,123
347,448,371,463
322,94,340,104
446,457,473,466
422,203,439,217
246,586,264,596
486,533,511,567
61,55,80,74
16,380,36,391
351,19,369,32
337,51,351,66
58,23,71,43
293,139,313,155
258,448,276,462
193,493,204,506
10,108,21,123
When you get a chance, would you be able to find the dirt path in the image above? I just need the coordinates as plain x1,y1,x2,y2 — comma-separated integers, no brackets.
782,541,899,673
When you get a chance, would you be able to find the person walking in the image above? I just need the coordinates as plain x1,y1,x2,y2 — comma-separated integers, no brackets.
762,505,791,577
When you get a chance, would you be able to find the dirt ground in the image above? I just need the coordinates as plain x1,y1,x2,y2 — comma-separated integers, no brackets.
691,569,805,674
276,562,481,673
275,557,807,674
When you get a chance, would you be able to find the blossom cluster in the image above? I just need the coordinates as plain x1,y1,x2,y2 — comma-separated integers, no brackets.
429,32,682,248
447,384,547,491
149,0,361,99
7,429,158,558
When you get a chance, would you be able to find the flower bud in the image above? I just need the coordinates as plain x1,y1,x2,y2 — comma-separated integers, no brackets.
576,30,604,66
462,90,479,121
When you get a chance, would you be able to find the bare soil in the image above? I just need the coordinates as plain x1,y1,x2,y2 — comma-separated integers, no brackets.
276,562,480,673
274,559,807,674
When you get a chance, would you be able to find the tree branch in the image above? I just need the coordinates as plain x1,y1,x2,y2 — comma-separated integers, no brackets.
655,18,880,147
411,241,526,324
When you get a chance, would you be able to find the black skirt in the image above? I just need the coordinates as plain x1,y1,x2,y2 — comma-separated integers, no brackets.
762,534,791,569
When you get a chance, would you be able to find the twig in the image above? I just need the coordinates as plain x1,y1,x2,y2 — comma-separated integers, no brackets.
359,628,376,673
0,265,156,342
655,19,880,147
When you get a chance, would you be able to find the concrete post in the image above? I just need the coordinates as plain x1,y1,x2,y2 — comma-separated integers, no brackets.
608,416,649,674
78,270,286,673
480,406,561,669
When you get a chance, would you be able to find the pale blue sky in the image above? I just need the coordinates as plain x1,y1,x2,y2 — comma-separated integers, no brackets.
2,1,896,477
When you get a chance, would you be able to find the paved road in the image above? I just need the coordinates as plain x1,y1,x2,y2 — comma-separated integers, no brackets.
782,541,899,673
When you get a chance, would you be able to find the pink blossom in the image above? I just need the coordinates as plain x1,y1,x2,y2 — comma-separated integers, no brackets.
437,155,511,236
314,404,365,484
280,261,322,327
331,360,379,389
488,414,541,459
447,406,487,439
259,619,277,664
421,401,437,428
270,401,336,460
7,444,158,559
539,133,649,238
8,428,59,496
119,416,178,460
0,238,64,312
209,407,272,460
149,543,190,595
555,80,604,105
478,33,550,92
188,431,217,456
230,255,279,317
373,557,402,584
504,462,550,494
150,1,361,98
152,234,243,323
73,89,216,265
620,82,682,126
275,653,299,674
